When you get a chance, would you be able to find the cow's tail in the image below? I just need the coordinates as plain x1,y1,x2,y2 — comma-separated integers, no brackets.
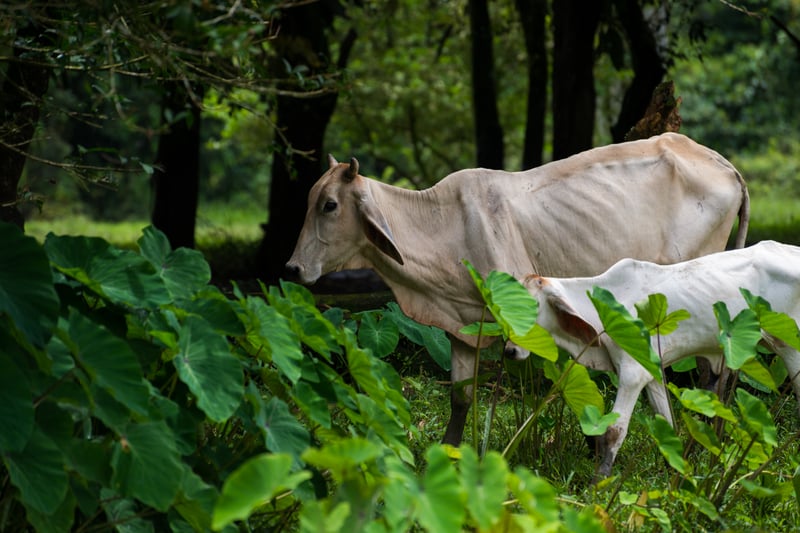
733,171,750,249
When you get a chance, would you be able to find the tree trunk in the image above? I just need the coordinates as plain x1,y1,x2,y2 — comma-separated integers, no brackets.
552,0,602,160
610,0,666,143
258,1,354,282
514,0,548,169
151,83,202,250
0,23,51,229
468,0,504,169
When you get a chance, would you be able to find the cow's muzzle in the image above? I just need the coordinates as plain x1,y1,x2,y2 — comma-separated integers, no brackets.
503,342,531,361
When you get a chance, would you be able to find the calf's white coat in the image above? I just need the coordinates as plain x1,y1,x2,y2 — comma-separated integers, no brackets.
506,240,800,477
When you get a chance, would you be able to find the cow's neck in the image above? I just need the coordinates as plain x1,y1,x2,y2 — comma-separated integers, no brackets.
358,179,486,344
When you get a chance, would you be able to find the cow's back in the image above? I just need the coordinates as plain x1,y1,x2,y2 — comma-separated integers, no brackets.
433,133,746,280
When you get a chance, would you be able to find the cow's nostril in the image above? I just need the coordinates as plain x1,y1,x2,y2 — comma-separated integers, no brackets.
284,263,301,280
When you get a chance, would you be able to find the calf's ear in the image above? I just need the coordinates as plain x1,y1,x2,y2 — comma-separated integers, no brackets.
547,294,600,346
358,199,404,265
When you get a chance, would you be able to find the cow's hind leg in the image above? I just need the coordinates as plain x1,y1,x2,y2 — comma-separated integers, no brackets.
442,336,476,445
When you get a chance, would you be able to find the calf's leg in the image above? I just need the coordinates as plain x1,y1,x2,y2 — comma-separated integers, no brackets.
596,362,653,479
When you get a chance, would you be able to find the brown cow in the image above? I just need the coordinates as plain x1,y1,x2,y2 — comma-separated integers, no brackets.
286,133,750,445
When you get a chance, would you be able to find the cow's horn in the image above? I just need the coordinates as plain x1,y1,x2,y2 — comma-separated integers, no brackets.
344,157,359,181
327,154,338,168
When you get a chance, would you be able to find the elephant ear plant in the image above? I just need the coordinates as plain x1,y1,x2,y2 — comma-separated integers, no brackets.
0,223,606,532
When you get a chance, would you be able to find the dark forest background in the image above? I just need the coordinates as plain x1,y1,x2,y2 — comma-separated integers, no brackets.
3,0,800,281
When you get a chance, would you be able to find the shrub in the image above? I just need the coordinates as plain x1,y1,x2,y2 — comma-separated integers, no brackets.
0,222,603,532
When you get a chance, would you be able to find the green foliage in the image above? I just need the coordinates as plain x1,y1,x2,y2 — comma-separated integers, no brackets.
1,222,603,531
461,260,558,361
589,286,662,382
714,302,762,370
463,262,800,529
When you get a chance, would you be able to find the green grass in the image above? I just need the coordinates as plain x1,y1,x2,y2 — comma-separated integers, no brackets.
746,195,800,245
24,202,265,247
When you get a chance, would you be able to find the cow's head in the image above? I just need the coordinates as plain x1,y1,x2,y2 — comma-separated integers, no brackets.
285,155,404,284
503,275,600,360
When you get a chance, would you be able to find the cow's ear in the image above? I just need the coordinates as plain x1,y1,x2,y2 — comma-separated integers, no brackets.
547,294,600,346
359,200,404,265
327,154,339,168
344,157,359,182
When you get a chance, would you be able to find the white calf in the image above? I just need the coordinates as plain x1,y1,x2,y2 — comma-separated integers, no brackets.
504,240,800,478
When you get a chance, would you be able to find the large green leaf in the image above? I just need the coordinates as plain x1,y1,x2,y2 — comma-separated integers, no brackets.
508,323,559,362
417,445,467,532
174,469,221,533
255,396,311,461
268,282,340,359
740,357,778,393
174,316,243,422
735,388,777,446
385,302,451,370
464,260,538,338
646,415,689,475
357,310,399,358
138,226,211,300
110,421,184,511
4,427,68,514
544,359,604,417
383,447,467,532
0,222,59,346
579,405,620,436
741,288,800,351
45,234,170,308
25,491,76,533
635,293,690,336
590,286,662,382
714,302,761,370
183,289,245,336
459,448,508,531
212,453,309,530
302,438,383,483
299,501,351,533
681,412,722,456
0,351,34,452
100,489,155,533
670,384,736,422
344,327,409,427
508,467,560,525
69,309,151,416
246,297,305,383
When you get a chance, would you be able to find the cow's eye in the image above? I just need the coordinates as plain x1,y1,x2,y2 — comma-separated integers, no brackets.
323,200,337,213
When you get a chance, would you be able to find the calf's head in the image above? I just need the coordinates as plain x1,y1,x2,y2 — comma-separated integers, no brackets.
285,155,404,284
503,275,601,360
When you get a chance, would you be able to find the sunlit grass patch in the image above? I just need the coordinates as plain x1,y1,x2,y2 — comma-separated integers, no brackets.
24,202,265,249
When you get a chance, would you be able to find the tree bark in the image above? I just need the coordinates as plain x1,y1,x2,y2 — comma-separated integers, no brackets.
468,0,504,169
610,0,667,143
258,1,354,282
552,0,602,160
0,22,51,229
151,83,202,250
514,0,548,169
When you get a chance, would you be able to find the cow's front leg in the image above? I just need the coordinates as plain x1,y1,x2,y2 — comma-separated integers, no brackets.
441,335,476,445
